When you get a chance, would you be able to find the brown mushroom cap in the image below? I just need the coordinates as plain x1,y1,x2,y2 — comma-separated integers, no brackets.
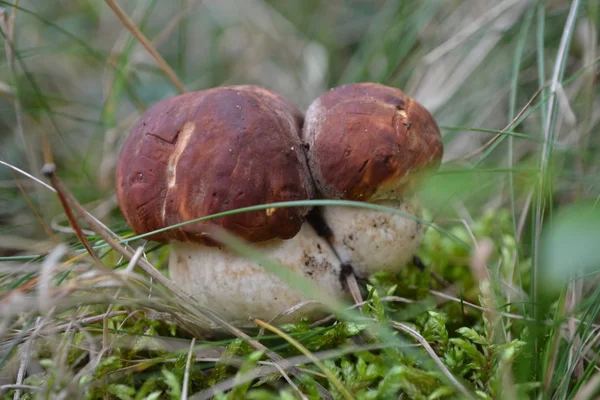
303,82,443,202
115,85,314,245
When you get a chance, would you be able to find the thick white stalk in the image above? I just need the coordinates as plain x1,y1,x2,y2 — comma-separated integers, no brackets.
322,198,423,278
169,223,345,327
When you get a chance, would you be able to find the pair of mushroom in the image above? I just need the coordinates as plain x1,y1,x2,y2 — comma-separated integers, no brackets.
115,83,443,327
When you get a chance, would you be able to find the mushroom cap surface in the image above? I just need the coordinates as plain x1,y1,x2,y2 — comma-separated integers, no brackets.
116,85,314,244
303,82,443,202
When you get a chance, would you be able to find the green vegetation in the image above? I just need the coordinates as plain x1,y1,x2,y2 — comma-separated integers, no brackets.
0,1,599,399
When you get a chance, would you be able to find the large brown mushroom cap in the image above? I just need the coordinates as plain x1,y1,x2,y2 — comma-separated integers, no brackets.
115,85,314,245
303,82,443,202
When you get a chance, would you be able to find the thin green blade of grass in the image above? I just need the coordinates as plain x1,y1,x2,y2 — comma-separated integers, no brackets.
0,197,470,262
116,199,470,249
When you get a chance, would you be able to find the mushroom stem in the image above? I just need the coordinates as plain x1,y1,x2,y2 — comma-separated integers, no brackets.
320,198,423,279
168,223,346,327
344,270,364,304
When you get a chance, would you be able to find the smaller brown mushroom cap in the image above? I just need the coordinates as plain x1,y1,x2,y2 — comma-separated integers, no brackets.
115,85,314,245
303,82,443,202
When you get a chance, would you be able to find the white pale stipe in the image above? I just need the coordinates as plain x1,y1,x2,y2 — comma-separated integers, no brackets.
168,223,347,327
322,198,423,279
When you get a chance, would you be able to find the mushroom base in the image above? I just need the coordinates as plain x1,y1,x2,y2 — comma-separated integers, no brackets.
168,224,346,327
322,198,423,279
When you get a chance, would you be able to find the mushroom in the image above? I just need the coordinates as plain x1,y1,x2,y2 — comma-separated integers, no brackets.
303,82,443,279
115,85,345,326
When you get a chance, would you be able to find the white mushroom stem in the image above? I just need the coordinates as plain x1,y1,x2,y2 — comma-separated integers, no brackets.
168,223,346,327
321,198,423,279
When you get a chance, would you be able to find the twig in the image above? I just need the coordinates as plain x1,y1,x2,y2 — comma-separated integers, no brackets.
104,0,186,93
42,164,101,264
345,271,363,304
